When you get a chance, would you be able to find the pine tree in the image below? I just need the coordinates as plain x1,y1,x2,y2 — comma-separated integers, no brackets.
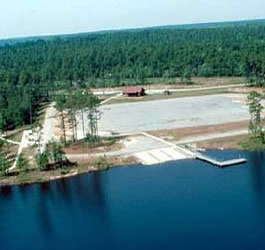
248,91,264,139
0,142,10,176
17,153,30,172
35,150,49,170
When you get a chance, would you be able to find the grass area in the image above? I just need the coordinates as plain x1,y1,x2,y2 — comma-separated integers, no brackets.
187,76,245,86
144,76,245,86
197,134,265,151
64,137,123,154
106,88,231,105
93,156,113,171
93,77,245,90
21,146,38,169
0,141,19,166
238,136,265,151
17,174,31,184
197,135,249,150
149,121,250,150
5,127,25,142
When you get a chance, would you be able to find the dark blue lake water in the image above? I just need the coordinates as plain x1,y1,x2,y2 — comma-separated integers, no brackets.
1,150,265,250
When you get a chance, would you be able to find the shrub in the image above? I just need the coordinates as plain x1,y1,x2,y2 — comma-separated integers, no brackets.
94,156,112,170
0,152,10,176
239,136,265,151
35,150,49,170
17,154,30,172
61,166,70,175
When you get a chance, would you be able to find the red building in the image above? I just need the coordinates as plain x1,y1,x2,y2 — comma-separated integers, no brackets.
123,87,146,97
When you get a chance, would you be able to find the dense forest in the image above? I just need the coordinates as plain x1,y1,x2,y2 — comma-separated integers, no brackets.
1,20,265,131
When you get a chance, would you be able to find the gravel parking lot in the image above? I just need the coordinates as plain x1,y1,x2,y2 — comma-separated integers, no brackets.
98,94,249,134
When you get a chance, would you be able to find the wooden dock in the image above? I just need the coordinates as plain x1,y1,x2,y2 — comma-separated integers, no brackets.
195,152,247,167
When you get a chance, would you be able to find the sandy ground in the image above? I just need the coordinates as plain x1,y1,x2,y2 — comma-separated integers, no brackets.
150,121,251,150
175,129,248,145
196,135,248,150
151,121,249,140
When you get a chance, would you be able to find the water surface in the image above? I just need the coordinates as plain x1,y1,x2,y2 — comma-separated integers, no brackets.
1,150,265,250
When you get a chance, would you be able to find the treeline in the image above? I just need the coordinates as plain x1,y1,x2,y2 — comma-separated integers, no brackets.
0,82,50,131
1,23,265,84
1,22,265,130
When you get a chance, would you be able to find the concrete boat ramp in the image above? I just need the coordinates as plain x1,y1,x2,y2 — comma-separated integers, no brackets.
135,147,189,165
129,133,247,167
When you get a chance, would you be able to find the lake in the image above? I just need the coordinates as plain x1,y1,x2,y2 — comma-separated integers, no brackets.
1,150,265,250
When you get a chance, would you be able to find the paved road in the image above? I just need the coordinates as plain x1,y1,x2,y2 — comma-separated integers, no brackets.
100,93,122,105
145,84,245,95
93,84,245,96
40,103,56,152
1,131,31,172
98,94,249,134
0,137,20,145
8,130,29,171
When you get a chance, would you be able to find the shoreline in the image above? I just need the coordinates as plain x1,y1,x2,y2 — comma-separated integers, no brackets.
0,132,251,188
0,123,251,188
1,143,249,188
0,156,139,188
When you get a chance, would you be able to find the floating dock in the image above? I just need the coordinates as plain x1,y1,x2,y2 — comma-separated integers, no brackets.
195,152,247,167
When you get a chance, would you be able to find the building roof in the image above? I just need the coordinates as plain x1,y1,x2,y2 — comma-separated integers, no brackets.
123,87,145,94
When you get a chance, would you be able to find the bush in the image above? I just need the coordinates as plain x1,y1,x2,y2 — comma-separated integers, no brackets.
17,154,30,172
0,152,10,176
86,134,101,148
106,137,118,146
239,136,265,151
35,150,49,170
61,166,70,175
48,140,66,168
17,174,30,184
94,156,112,170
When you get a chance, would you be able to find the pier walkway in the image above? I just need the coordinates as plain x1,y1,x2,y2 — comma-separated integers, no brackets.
195,152,247,167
